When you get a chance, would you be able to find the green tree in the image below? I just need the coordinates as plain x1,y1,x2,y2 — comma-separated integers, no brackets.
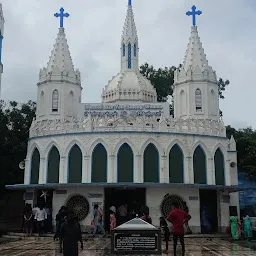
226,126,256,178
0,100,36,197
140,63,230,116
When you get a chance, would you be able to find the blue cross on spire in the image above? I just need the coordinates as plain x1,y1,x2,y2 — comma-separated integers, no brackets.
128,0,132,6
186,5,202,26
54,7,70,28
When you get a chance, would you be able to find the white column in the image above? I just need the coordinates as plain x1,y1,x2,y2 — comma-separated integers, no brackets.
225,159,231,185
207,157,214,185
160,155,167,183
59,156,67,183
183,156,190,184
24,159,30,185
187,156,193,183
134,154,142,183
82,155,90,183
108,155,115,183
39,157,46,184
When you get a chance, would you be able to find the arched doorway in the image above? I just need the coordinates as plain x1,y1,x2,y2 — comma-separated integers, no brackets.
68,144,82,183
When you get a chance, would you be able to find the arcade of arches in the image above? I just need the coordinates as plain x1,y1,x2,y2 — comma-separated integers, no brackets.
29,143,226,185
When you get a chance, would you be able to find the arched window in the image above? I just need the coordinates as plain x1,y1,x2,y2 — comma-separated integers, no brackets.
214,148,225,185
195,88,202,112
210,89,216,115
47,146,60,183
68,144,82,183
122,43,125,57
134,43,136,57
193,145,207,184
52,90,59,112
68,91,74,116
169,144,184,183
40,91,45,115
143,143,159,183
128,43,131,69
117,143,133,182
91,144,107,183
30,148,40,184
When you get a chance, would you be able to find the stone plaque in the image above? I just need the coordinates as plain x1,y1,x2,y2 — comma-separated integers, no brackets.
88,193,103,198
189,196,199,201
111,218,161,255
23,192,33,200
55,190,67,195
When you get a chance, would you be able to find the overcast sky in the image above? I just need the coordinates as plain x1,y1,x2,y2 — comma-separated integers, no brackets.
1,0,255,128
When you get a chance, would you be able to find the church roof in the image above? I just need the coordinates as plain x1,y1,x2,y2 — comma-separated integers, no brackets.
174,26,217,84
38,28,81,85
121,2,138,44
102,1,157,103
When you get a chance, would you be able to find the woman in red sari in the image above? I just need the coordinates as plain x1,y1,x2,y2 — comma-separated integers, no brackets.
109,206,116,231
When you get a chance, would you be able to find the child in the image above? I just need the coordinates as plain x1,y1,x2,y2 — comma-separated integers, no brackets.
109,206,116,231
160,217,170,253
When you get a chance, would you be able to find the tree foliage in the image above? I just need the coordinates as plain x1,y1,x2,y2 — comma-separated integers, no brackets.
0,100,36,196
226,126,256,178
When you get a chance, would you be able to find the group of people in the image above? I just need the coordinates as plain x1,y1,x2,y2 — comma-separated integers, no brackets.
22,203,52,236
230,214,253,240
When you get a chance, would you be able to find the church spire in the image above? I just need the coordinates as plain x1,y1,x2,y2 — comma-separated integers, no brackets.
38,8,80,85
121,0,139,72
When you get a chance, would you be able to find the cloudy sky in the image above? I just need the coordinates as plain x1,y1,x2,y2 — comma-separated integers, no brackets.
1,0,255,128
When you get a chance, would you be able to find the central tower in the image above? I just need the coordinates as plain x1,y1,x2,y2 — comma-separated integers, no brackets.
102,0,157,103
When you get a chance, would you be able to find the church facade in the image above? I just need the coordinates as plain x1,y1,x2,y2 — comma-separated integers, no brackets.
7,3,240,233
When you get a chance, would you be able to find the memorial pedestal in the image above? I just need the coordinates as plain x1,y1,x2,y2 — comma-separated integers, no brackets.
111,217,161,255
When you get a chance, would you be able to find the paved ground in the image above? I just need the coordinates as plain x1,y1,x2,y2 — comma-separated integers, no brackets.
0,237,255,256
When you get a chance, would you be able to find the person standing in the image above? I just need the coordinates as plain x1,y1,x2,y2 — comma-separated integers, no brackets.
167,201,191,256
230,215,239,240
34,205,47,236
109,206,116,231
23,204,33,236
117,203,128,225
160,217,170,253
92,204,105,236
243,214,253,240
60,213,83,256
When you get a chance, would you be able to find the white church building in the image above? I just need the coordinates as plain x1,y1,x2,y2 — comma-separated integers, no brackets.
7,2,240,233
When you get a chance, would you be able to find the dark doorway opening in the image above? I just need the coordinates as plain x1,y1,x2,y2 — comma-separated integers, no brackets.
104,187,146,232
199,189,218,233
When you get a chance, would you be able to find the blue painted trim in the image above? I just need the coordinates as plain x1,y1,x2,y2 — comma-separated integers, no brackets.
0,35,3,64
5,182,250,191
28,131,227,141
128,43,131,69
116,143,134,183
91,143,108,183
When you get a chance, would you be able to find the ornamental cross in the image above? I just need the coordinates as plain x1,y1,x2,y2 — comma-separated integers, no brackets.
54,7,70,28
186,5,202,26
40,190,48,203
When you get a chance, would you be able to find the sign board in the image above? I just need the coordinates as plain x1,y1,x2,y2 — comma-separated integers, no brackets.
23,192,33,201
111,218,161,255
77,102,170,118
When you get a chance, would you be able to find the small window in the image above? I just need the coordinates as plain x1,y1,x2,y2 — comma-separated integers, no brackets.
52,90,59,112
195,88,202,112
122,44,125,57
134,43,136,57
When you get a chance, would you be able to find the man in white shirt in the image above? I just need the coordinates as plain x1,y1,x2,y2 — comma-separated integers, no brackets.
34,206,47,236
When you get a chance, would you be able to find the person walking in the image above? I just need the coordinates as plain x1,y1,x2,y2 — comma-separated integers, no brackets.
92,204,105,236
34,205,47,236
60,213,83,256
243,214,253,240
230,215,239,240
167,201,191,256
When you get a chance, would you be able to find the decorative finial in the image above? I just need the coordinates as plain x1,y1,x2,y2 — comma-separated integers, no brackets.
186,5,202,26
54,7,70,28
128,0,132,6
